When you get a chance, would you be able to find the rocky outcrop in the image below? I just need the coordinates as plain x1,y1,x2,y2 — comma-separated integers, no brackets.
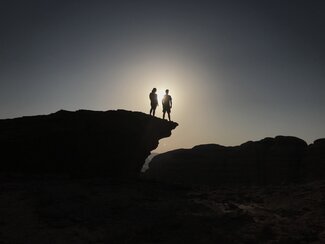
0,110,178,176
146,136,325,185
302,139,325,181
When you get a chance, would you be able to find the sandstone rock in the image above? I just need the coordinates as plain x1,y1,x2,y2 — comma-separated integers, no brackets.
0,110,178,176
146,136,314,185
302,138,325,180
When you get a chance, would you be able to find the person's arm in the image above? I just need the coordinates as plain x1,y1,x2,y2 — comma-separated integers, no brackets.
170,96,172,107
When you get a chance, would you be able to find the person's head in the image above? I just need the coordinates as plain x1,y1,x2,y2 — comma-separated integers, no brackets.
152,88,157,93
165,89,169,94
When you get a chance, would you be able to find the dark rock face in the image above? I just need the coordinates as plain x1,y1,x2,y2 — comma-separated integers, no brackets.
302,139,325,181
0,110,178,176
146,136,325,185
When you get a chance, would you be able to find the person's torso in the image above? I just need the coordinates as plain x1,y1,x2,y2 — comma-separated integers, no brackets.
162,95,171,105
150,93,158,103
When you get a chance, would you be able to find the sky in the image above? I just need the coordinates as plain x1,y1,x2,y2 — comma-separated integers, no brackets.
0,0,324,152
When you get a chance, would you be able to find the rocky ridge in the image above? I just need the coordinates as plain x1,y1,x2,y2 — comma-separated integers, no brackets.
147,136,325,185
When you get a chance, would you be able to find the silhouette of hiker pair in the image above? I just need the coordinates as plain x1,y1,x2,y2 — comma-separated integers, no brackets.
149,88,172,121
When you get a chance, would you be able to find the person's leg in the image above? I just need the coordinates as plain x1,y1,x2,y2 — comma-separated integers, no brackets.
163,111,165,119
153,108,156,116
150,108,153,115
168,111,171,121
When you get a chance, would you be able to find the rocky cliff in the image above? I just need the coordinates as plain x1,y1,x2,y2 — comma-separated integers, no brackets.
146,136,325,185
0,110,178,176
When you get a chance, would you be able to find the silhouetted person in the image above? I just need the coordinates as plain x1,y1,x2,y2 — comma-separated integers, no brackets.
162,89,172,121
149,88,158,116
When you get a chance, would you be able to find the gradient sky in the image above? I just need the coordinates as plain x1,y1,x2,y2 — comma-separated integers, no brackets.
1,0,324,152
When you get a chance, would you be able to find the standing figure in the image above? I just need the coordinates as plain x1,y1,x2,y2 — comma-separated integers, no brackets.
162,89,172,121
149,88,158,116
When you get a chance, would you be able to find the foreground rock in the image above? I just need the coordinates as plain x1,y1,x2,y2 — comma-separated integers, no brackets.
147,136,325,185
0,109,178,176
1,176,325,243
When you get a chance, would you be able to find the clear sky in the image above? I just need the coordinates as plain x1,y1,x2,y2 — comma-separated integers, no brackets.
1,0,324,152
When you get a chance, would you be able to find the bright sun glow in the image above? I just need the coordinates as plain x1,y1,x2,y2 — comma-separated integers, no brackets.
103,47,211,127
156,89,165,103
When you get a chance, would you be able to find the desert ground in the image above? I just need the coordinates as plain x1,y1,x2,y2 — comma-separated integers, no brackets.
1,174,325,244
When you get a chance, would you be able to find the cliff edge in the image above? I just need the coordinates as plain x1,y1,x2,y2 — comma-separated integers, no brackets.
0,109,178,176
